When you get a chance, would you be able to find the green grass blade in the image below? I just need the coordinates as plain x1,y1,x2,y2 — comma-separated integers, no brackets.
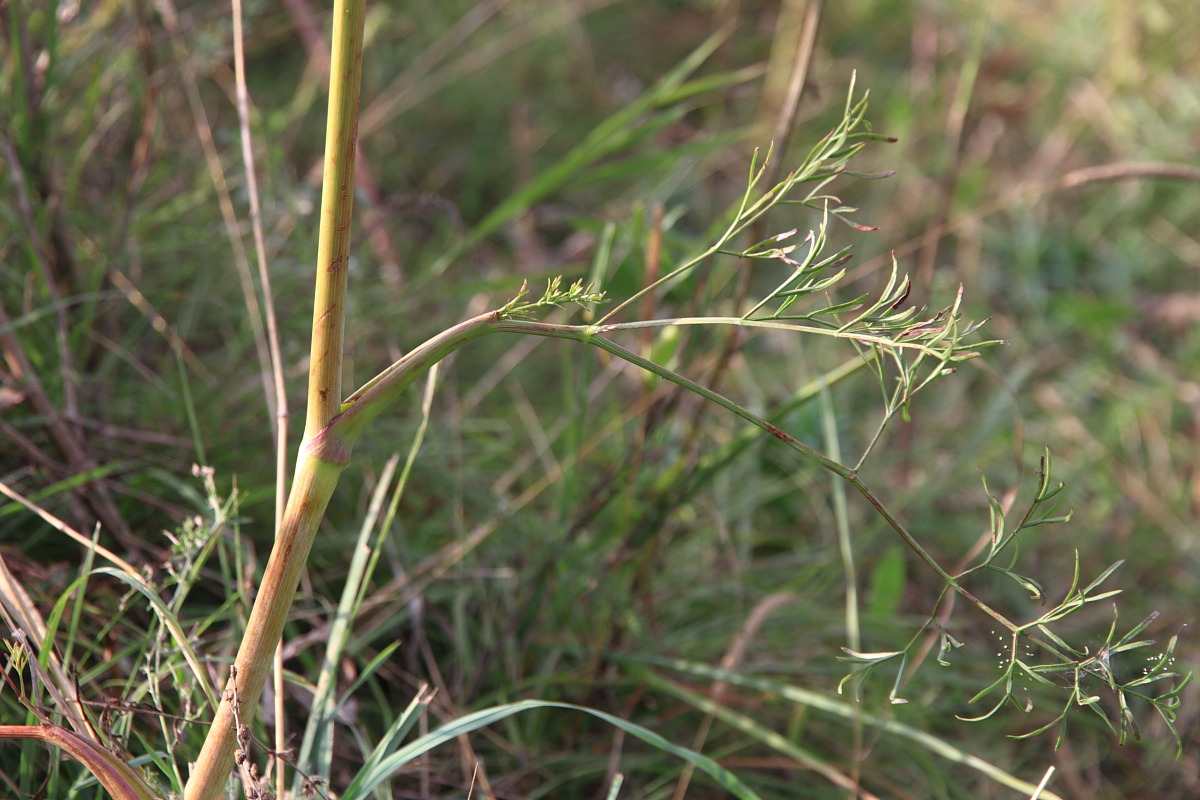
291,455,400,787
91,568,217,711
342,699,764,800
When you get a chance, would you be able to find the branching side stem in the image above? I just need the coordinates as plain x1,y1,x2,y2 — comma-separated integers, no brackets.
491,317,1035,638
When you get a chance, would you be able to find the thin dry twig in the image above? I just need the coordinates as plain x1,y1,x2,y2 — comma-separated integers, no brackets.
0,481,140,579
230,2,292,792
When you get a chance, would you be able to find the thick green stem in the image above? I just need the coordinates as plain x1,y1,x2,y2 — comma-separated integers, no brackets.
183,313,497,799
183,446,346,800
186,3,365,793
304,0,366,440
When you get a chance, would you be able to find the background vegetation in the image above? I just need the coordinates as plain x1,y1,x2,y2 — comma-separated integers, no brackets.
2,0,1197,797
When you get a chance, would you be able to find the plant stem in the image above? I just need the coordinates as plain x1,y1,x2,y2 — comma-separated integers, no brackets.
185,1,365,797
0,725,158,800
304,0,366,441
182,313,498,800
334,311,501,441
184,449,347,800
